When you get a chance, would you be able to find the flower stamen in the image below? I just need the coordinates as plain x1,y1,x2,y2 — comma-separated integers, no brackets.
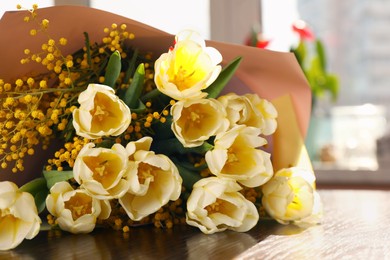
138,162,156,184
64,193,92,221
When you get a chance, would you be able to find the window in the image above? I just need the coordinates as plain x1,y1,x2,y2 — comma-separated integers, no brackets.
0,1,54,18
296,0,390,186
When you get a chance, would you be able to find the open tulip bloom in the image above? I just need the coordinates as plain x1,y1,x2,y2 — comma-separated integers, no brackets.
0,5,321,250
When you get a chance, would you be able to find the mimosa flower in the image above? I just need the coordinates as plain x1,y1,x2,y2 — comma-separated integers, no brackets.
119,138,182,221
154,30,222,100
218,93,277,135
46,181,111,234
72,83,131,139
171,98,229,147
186,177,259,234
0,181,41,250
205,125,273,187
73,143,130,200
261,167,316,224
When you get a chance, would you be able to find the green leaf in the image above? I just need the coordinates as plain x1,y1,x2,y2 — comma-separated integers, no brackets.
152,138,213,156
124,49,139,84
19,177,49,214
250,26,258,47
140,88,162,103
150,116,174,140
316,39,326,71
123,63,145,109
103,50,122,88
172,159,202,192
19,177,47,195
63,117,76,142
205,56,242,98
292,40,307,68
34,189,49,213
83,32,92,67
130,99,147,114
326,74,339,101
43,170,74,190
175,159,209,171
95,139,115,148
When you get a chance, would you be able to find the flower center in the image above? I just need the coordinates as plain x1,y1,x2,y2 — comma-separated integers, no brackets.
92,104,108,122
180,105,206,131
138,162,156,184
189,110,201,123
83,153,121,188
89,92,123,133
0,214,18,228
227,147,239,163
0,209,13,218
94,160,108,176
64,192,92,221
173,66,196,91
205,199,222,214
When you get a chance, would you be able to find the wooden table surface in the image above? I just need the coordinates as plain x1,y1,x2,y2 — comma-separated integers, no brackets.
3,189,390,259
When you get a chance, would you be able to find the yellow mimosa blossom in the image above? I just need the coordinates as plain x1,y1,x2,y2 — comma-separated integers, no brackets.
119,137,182,221
72,84,131,139
171,98,229,147
0,182,41,250
46,181,111,234
73,143,130,200
205,125,273,187
154,30,222,101
261,167,319,224
186,177,259,234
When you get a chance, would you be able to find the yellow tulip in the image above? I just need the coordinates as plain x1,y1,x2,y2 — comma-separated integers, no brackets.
261,167,317,224
154,30,222,101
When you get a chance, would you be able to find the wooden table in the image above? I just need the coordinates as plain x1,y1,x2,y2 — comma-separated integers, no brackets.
3,189,390,259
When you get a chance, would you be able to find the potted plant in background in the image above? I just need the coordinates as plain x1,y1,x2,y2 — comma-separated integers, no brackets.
246,20,339,164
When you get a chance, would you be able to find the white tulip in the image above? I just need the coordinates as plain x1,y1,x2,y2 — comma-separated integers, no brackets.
205,125,273,187
218,93,277,135
119,139,182,221
186,177,259,234
171,98,229,147
46,181,111,234
73,143,130,200
0,181,41,250
72,83,131,139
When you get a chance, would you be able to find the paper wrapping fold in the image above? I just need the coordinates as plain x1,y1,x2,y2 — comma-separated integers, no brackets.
0,6,312,184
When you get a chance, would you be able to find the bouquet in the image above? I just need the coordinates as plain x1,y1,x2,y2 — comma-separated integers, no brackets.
0,5,322,251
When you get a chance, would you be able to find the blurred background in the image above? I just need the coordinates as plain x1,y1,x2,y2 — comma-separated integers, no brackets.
2,0,389,186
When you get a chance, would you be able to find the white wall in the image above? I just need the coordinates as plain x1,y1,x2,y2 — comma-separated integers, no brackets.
90,0,210,39
0,1,54,19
